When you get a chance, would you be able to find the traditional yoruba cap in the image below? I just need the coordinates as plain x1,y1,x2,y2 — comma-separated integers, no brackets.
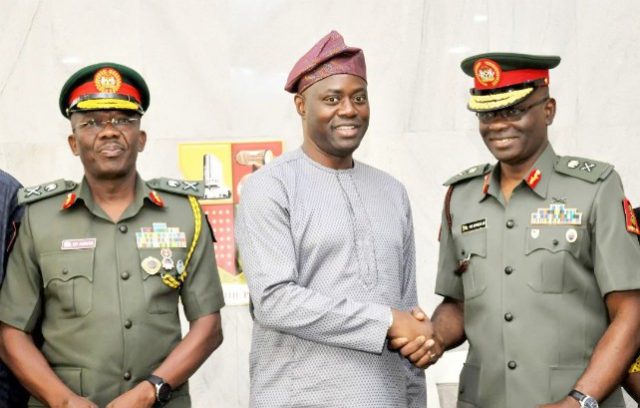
460,52,561,112
59,62,150,118
284,30,366,94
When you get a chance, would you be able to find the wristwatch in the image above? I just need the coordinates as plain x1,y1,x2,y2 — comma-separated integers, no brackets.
569,389,599,408
145,374,172,404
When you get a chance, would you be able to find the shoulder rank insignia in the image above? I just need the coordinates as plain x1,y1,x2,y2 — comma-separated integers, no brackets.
444,163,493,186
555,156,613,183
18,179,77,205
146,178,204,198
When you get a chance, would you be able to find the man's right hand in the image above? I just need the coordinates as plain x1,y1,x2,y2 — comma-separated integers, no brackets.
388,307,444,369
387,308,434,349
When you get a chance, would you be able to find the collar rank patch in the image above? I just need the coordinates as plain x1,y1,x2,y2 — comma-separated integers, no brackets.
623,198,640,235
148,191,164,207
461,219,487,234
61,193,77,210
136,222,187,248
482,174,490,194
526,168,542,189
531,203,582,225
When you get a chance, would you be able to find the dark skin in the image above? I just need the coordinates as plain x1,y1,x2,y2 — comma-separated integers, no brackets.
390,89,640,406
0,109,224,408
294,74,432,342
624,374,640,401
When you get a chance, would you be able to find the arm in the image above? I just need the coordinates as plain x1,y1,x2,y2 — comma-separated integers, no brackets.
236,173,405,354
0,323,97,408
106,312,222,408
540,290,640,407
0,206,94,407
395,189,426,406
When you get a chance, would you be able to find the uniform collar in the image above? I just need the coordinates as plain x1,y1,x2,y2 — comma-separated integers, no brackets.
65,174,165,221
480,143,557,201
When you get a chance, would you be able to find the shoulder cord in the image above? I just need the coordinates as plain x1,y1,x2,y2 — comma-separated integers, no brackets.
161,195,202,289
444,185,454,233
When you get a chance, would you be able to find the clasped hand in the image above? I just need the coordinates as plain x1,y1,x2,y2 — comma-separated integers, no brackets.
387,307,443,369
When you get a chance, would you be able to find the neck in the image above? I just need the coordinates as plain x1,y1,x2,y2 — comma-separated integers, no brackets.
301,141,353,170
499,142,548,202
85,171,138,222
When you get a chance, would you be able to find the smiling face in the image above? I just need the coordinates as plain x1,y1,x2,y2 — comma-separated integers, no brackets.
295,74,369,169
479,87,556,167
68,110,146,181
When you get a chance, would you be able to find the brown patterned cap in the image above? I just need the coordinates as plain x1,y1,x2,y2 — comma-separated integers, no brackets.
284,31,366,94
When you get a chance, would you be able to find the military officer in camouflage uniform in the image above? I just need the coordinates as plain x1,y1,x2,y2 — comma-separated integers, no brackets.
0,63,225,408
393,53,640,407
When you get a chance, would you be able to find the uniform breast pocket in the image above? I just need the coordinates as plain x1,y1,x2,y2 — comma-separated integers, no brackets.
526,227,584,293
455,229,487,300
139,248,183,314
40,250,94,318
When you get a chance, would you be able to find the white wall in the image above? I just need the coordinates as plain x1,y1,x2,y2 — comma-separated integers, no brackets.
2,1,639,407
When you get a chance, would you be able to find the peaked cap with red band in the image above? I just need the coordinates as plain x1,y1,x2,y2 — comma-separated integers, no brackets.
460,52,560,112
285,30,367,94
59,62,150,118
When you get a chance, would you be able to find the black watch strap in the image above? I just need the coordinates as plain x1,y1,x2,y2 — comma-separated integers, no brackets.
569,389,586,402
146,374,172,404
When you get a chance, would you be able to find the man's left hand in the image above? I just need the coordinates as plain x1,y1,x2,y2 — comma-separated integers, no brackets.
105,381,156,408
538,396,580,408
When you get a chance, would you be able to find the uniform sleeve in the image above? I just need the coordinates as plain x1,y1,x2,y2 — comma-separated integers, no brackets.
398,189,427,406
236,174,392,354
0,206,43,332
180,203,225,321
434,190,464,300
590,171,640,296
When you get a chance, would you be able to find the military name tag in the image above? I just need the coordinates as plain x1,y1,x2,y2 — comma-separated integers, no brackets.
531,203,582,226
141,256,162,275
61,238,97,250
461,219,486,233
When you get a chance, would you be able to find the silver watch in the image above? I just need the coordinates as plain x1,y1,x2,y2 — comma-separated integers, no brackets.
569,389,598,408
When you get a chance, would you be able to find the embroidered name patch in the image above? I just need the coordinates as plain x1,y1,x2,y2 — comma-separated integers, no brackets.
461,219,487,233
61,238,97,250
135,222,187,248
531,203,582,226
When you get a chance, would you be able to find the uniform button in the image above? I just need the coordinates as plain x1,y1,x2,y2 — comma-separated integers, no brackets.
62,268,69,275
123,371,131,380
504,266,513,275
121,271,130,280
552,239,559,246
504,313,514,322
124,319,132,329
506,219,515,229
508,361,517,369
118,224,128,233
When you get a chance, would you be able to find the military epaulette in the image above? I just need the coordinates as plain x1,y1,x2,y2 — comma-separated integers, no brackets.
554,156,614,183
146,178,204,198
444,163,493,186
17,179,77,205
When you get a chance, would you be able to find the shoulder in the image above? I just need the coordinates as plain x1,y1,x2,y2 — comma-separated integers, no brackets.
241,150,303,191
356,161,407,192
0,170,21,191
17,179,77,205
146,178,204,198
554,156,614,183
444,163,493,186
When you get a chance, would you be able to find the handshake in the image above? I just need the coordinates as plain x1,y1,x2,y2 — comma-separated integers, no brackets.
387,307,443,369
